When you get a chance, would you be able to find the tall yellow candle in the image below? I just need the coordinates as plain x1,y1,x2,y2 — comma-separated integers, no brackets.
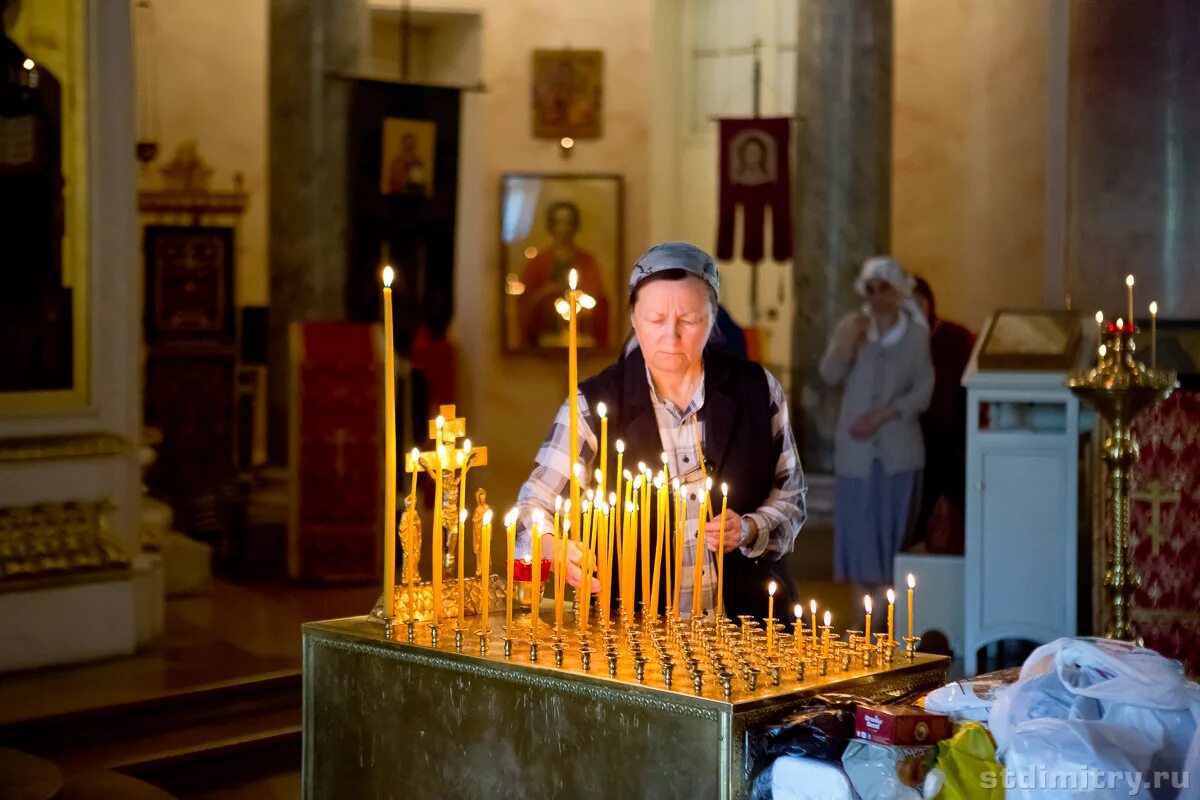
767,581,777,655
810,599,819,650
640,466,651,605
480,510,492,627
614,440,624,542
863,595,872,645
673,483,685,617
793,604,804,658
557,518,569,630
431,427,445,623
567,271,581,608
716,483,729,617
907,574,916,639
381,268,397,622
822,610,832,657
597,403,608,497
531,509,543,640
406,447,420,615
505,510,516,633
1126,274,1135,326
457,507,467,626
553,497,564,629
650,476,665,616
886,588,895,646
1150,301,1159,369
692,486,708,619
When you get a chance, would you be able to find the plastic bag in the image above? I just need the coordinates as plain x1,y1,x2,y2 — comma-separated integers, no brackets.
932,722,1004,800
1004,717,1158,799
988,637,1200,800
761,695,860,763
841,739,932,799
762,756,857,800
922,668,1020,723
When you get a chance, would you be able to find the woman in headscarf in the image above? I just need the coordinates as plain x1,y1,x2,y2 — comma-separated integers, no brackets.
819,256,934,587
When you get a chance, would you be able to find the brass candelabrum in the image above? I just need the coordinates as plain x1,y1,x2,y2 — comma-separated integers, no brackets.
1067,323,1176,643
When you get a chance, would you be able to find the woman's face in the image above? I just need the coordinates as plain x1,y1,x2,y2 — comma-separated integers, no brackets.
865,279,901,317
631,278,712,377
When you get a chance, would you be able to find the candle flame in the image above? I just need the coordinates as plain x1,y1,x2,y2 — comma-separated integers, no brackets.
459,508,467,523
483,509,493,524
1116,318,1124,329
596,402,607,419
569,269,578,291
653,475,663,488
768,581,777,597
864,595,872,613
626,500,635,513
595,469,603,484
462,438,471,454
1150,301,1158,315
1126,274,1135,287
436,415,445,430
609,492,617,505
623,469,632,480
721,481,728,496
810,599,817,616
672,478,680,491
554,298,570,318
382,265,394,287
887,588,896,604
506,509,517,526
1099,344,1107,358
554,496,563,511
907,573,916,589
586,488,594,501
823,610,831,627
573,462,584,478
410,447,419,467
1095,310,1104,324
705,476,713,490
532,509,544,525
615,439,624,454
579,293,597,310
794,604,803,619
661,452,669,465
633,475,643,488
563,521,571,534
637,461,647,473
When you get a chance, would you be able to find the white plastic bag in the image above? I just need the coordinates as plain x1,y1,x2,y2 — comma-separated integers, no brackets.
988,637,1200,800
1004,717,1158,799
770,755,857,800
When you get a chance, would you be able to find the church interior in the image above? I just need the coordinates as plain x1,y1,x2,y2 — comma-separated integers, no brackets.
3,0,1200,797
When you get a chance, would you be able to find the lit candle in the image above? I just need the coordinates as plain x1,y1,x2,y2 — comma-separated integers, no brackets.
505,509,516,633
906,573,916,639
407,447,420,503
650,475,665,615
793,604,804,658
405,448,420,615
480,510,493,628
1095,310,1104,364
381,267,397,622
886,588,895,646
1150,301,1158,369
716,483,729,617
457,507,468,626
640,466,651,605
431,432,445,623
553,497,564,629
673,482,685,617
531,509,543,640
822,610,832,658
567,270,581,613
767,581,777,655
1126,274,1135,327
864,595,872,645
692,484,709,619
614,440,625,542
810,599,819,650
557,519,570,630
597,402,609,497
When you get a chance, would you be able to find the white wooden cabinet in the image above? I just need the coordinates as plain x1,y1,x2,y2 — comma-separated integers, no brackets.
962,314,1093,675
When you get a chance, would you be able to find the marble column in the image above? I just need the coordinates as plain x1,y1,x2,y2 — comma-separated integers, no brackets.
791,0,893,473
267,0,366,462
1065,0,1200,320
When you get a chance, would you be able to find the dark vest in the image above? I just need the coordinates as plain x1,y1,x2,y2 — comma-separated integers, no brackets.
579,346,796,621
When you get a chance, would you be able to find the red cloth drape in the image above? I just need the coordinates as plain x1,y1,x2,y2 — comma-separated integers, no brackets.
716,117,793,264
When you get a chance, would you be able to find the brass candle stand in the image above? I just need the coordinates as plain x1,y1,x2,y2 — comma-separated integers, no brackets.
1067,323,1176,643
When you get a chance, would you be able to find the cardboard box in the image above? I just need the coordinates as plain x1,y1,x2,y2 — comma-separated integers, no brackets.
854,704,952,746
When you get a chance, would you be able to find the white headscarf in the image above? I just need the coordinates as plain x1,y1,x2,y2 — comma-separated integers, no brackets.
854,256,928,334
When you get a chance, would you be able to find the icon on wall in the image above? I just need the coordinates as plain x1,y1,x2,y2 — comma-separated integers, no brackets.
381,117,436,197
531,49,603,140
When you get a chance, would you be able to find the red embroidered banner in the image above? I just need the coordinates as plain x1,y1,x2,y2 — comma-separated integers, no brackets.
1128,391,1200,673
716,117,793,265
289,322,383,582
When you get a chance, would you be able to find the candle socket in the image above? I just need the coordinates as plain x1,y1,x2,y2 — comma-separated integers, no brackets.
383,617,395,639
453,627,464,652
405,620,416,643
429,625,440,648
607,652,619,678
529,640,540,663
579,647,594,672
794,660,806,683
691,668,705,695
502,636,512,659
719,671,734,700
840,650,852,672
747,666,761,692
662,659,675,688
633,656,648,683
476,630,489,655
903,635,921,660
552,640,567,668
769,664,782,687
819,657,829,677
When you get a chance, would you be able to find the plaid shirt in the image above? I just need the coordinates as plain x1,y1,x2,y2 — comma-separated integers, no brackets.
516,364,807,616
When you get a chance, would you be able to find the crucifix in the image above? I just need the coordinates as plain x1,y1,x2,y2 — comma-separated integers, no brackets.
1131,479,1180,556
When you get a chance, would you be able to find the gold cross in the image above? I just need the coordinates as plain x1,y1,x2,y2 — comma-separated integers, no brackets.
1132,479,1181,556
407,405,488,477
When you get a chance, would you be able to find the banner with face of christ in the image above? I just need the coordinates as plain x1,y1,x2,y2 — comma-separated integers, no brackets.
716,117,792,265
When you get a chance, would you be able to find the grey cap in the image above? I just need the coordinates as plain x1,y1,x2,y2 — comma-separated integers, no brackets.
628,242,720,300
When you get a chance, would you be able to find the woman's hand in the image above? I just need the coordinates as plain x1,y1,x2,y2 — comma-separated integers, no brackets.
834,312,870,353
849,406,898,441
543,533,600,593
704,509,748,553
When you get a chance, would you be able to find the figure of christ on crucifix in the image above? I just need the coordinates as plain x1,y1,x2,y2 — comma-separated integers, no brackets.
405,405,488,579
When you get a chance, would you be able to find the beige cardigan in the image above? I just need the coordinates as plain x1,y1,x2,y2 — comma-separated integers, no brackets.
819,314,934,479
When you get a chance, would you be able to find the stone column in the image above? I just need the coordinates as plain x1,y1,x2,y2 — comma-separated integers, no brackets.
790,0,893,473
267,0,366,462
1065,0,1200,319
